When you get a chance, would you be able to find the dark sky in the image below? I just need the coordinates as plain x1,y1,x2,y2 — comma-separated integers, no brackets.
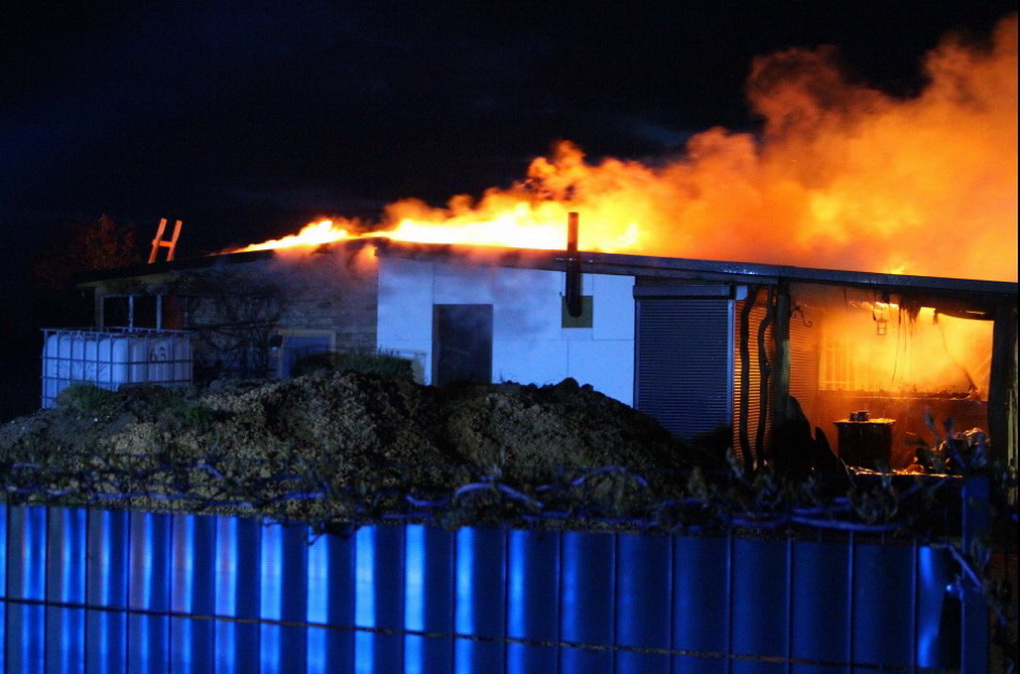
0,2,1014,321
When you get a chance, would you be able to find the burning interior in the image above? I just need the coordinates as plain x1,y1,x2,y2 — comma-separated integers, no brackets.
740,281,999,471
794,287,994,468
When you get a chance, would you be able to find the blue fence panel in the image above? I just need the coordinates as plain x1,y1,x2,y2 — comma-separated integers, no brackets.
45,507,86,674
212,516,237,674
354,523,405,673
306,530,329,673
672,534,729,674
616,532,671,674
86,508,130,674
307,528,356,674
732,537,789,674
560,530,615,673
0,504,973,673
506,528,559,673
259,522,286,673
215,516,261,673
454,526,506,672
404,524,453,674
281,524,310,673
127,511,172,674
375,524,406,673
853,541,916,668
916,545,958,668
171,515,217,674
323,529,357,672
790,539,851,674
5,507,46,673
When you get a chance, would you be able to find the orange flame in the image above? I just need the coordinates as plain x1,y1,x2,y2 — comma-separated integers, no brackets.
233,16,1017,283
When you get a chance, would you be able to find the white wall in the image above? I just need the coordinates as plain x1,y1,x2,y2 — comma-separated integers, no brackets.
376,257,636,405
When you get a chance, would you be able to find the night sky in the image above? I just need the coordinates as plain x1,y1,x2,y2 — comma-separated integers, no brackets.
0,1,1015,366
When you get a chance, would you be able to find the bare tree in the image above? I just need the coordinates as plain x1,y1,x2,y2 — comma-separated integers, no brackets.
33,214,140,290
171,269,285,380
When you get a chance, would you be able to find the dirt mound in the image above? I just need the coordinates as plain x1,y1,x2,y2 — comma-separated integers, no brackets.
0,372,702,524
437,378,687,480
0,370,992,543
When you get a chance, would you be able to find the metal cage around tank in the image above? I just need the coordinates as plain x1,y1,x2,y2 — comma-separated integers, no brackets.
39,328,193,409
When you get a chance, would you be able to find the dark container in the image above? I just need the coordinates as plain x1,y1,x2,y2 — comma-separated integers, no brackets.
834,418,895,468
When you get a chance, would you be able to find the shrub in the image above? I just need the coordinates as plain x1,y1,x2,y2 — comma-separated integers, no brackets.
56,384,121,419
292,350,414,380
159,391,216,430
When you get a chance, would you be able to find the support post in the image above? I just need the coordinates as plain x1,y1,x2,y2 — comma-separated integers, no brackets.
987,303,1017,469
770,282,792,465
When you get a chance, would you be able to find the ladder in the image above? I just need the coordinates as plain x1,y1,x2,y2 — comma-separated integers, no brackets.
148,218,182,263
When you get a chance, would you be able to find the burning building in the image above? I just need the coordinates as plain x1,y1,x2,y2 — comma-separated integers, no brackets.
62,231,1017,474
47,15,1018,471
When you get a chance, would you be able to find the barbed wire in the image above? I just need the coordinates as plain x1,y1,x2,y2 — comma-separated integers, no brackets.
0,450,1001,539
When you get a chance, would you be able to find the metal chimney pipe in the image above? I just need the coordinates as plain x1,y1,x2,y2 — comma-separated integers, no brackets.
567,211,579,254
565,211,583,317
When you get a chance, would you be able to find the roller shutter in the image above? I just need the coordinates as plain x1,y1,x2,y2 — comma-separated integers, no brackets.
635,297,734,439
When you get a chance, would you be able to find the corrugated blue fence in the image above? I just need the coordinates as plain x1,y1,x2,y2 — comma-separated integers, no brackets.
1,504,964,673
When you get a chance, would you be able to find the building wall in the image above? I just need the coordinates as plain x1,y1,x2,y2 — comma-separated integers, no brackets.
271,252,379,351
376,258,636,404
86,251,380,378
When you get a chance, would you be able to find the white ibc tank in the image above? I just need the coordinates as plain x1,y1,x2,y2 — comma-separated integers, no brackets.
41,328,193,408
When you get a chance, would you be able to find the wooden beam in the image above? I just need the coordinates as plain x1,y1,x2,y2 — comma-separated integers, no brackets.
770,282,792,464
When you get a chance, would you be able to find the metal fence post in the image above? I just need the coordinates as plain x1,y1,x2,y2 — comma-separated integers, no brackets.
960,473,990,674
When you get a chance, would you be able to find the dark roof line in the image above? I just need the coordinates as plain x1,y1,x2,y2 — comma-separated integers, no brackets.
372,239,1018,299
77,237,1017,301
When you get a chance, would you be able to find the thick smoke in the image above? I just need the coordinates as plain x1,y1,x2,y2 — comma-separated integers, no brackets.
384,16,1017,281
246,16,1017,283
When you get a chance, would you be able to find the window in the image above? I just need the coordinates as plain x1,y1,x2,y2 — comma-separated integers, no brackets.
101,294,172,329
271,330,337,378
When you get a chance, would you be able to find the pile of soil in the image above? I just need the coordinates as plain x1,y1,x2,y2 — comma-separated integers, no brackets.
0,372,715,527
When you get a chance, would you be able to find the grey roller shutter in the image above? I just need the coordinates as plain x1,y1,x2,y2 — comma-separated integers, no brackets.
635,298,734,439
